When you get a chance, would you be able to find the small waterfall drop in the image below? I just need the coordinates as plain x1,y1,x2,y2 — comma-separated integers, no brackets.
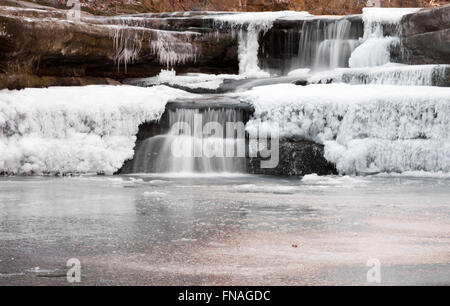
260,17,363,75
131,107,247,174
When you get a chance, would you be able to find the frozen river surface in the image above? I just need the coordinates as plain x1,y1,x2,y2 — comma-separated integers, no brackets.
0,174,449,285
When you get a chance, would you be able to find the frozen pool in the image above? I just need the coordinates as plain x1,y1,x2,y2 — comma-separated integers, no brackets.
0,174,449,285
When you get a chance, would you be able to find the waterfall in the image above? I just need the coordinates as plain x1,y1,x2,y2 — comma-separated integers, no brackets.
212,11,312,77
305,18,361,71
131,108,247,174
258,17,363,75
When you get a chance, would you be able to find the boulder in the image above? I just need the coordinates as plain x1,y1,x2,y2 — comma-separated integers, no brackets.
402,4,450,36
400,5,450,65
247,139,337,177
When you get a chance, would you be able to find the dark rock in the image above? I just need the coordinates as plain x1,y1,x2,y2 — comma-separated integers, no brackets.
247,139,337,177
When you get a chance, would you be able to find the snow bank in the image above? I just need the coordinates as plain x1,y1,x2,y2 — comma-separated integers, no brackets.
0,85,193,175
240,83,450,174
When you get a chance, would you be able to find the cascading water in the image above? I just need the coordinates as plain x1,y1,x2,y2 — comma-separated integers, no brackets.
212,11,313,77
260,17,363,75
313,19,361,70
130,107,247,174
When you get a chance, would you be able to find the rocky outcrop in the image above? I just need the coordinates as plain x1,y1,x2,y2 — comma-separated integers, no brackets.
23,0,434,16
247,139,337,177
400,4,450,65
0,3,238,89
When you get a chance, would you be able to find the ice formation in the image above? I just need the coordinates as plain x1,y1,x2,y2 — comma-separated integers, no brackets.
240,83,450,174
150,30,199,68
0,85,193,175
212,11,312,77
127,69,243,90
110,26,143,72
108,25,199,70
349,8,420,68
308,64,449,86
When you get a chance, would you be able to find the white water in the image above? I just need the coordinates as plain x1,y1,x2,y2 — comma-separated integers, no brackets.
130,108,246,174
298,18,361,71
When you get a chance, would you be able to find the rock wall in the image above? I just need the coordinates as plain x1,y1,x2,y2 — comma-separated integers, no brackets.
10,0,435,16
400,4,450,65
0,4,238,89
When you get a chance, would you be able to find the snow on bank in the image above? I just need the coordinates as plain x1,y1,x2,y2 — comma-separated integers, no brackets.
0,85,193,175
240,83,450,174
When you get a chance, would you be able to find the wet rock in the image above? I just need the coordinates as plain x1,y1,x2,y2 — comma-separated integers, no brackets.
247,139,337,177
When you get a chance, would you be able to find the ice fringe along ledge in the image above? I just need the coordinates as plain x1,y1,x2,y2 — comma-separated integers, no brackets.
240,83,450,175
0,85,194,175
212,11,312,77
349,8,420,68
108,25,199,71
